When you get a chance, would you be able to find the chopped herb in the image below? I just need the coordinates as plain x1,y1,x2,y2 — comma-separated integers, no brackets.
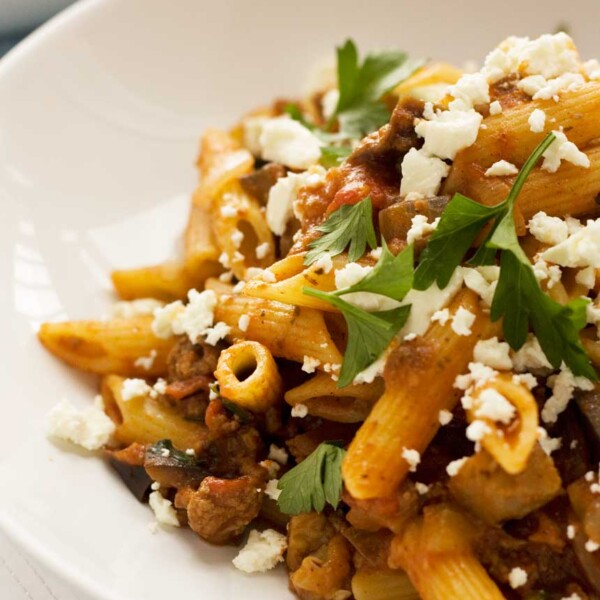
320,145,352,168
146,440,198,466
305,197,377,265
221,398,252,424
277,442,346,515
414,132,596,379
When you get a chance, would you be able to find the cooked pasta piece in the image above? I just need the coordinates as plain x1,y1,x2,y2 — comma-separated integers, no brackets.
343,289,497,499
215,340,282,411
38,316,173,377
393,62,462,102
466,373,539,474
204,284,344,367
351,566,419,600
448,446,562,523
285,372,383,422
101,375,206,450
389,505,505,600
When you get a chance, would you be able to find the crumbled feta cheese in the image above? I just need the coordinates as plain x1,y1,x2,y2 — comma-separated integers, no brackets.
238,314,250,332
401,448,421,472
446,457,468,477
353,351,387,385
121,378,152,401
512,373,538,390
403,332,417,341
160,448,170,458
415,108,483,160
266,167,326,235
399,148,450,197
204,321,231,346
542,219,600,268
47,396,115,451
538,426,562,456
302,356,321,374
584,59,600,80
448,72,490,110
151,300,185,339
221,204,239,218
528,212,568,245
489,100,503,115
255,242,270,260
264,479,281,501
561,594,582,600
455,362,498,392
542,365,594,424
576,266,596,290
451,307,476,336
313,252,333,274
438,409,453,425
185,448,196,456
291,403,309,418
110,298,164,319
134,349,157,372
243,116,268,155
321,88,340,120
370,247,383,260
148,491,180,527
519,73,586,101
474,337,512,370
334,262,400,311
528,108,547,133
153,378,167,395
259,460,280,479
406,214,440,245
466,420,492,442
508,567,528,589
218,251,232,269
512,335,552,372
567,525,576,539
542,131,590,173
431,308,451,325
232,529,287,573
259,117,321,170
415,482,430,495
268,444,289,465
532,258,562,288
231,228,244,249
485,160,519,177
585,540,600,553
462,267,498,307
476,388,516,424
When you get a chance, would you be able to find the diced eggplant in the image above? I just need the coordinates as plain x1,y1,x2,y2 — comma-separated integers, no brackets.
109,457,153,502
239,163,286,205
575,390,600,462
144,440,208,489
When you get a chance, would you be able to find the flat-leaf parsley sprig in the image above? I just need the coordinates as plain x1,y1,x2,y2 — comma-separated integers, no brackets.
277,442,346,515
304,241,414,387
414,132,596,380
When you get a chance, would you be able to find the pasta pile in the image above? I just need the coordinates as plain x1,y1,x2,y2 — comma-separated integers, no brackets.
41,32,600,600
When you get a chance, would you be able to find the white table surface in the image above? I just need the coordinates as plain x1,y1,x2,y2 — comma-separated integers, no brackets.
0,528,91,600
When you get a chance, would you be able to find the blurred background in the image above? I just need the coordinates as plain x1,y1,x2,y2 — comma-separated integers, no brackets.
0,0,73,56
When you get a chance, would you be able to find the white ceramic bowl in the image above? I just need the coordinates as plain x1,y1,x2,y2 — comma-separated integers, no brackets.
1,1,598,598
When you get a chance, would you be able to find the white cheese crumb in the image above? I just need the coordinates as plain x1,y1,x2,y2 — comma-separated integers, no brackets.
447,72,490,110
321,88,340,120
567,525,576,540
431,308,451,325
266,167,325,235
462,266,498,307
218,251,231,269
489,100,503,115
185,448,196,456
466,419,492,442
542,365,594,424
399,148,450,197
265,479,281,501
148,491,180,527
291,404,309,418
438,409,454,426
401,448,421,472
585,539,600,553
153,378,167,395
151,481,160,491
334,262,400,311
542,219,600,268
576,266,596,290
259,460,280,479
238,314,250,332
255,242,270,260
259,117,321,170
302,356,321,374
268,444,289,465
508,567,528,589
231,228,244,249
134,349,157,372
406,214,440,245
160,448,170,458
454,362,499,392
221,205,239,218
512,335,552,372
204,321,231,346
446,457,468,477
474,337,512,370
232,529,287,573
561,594,582,600
532,258,562,289
110,298,164,319
485,160,519,177
476,388,516,424
528,108,546,133
261,270,276,283
512,373,538,390
313,252,333,274
121,378,152,401
415,107,483,160
542,130,590,173
403,332,417,342
528,212,568,245
47,397,115,451
415,482,430,495
451,307,476,336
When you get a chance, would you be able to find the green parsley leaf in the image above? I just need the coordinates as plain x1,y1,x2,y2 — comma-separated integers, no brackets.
277,442,346,515
320,145,352,168
304,196,377,265
333,240,414,301
330,40,425,138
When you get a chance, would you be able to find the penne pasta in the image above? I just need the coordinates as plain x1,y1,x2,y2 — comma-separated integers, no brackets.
343,289,497,500
185,188,223,275
351,566,420,600
38,316,173,377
